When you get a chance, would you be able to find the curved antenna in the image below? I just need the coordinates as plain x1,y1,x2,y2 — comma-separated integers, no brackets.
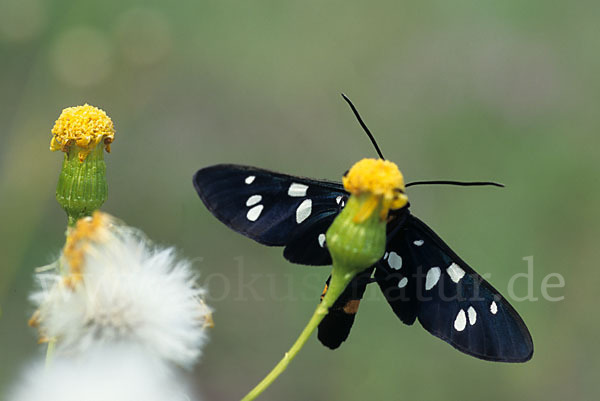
341,93,385,159
406,180,504,188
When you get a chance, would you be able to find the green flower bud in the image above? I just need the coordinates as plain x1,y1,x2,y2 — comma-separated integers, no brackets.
50,104,115,226
326,158,408,276
326,193,387,274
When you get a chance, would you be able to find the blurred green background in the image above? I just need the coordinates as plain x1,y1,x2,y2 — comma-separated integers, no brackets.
1,0,598,400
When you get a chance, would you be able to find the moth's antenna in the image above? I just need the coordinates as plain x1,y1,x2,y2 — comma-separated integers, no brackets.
341,93,385,160
406,180,504,188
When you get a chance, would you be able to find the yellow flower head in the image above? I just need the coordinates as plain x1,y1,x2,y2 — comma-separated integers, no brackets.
342,158,408,222
50,104,115,162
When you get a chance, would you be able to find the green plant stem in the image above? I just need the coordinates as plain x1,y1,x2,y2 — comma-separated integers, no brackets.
45,339,56,370
239,266,355,401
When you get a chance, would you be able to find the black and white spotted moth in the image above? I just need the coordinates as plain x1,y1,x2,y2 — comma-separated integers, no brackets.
193,163,533,362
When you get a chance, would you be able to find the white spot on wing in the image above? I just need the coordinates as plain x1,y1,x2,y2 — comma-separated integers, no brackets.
318,233,326,248
288,183,308,197
490,301,498,315
245,175,255,184
384,252,389,259
413,240,424,246
336,195,343,204
388,252,402,270
467,306,477,325
425,267,441,290
246,195,262,207
397,277,408,288
454,309,467,331
296,199,312,224
246,205,264,221
447,262,466,283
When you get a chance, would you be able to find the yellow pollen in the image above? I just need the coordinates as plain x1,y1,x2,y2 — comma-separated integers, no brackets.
28,310,41,328
342,158,408,221
203,311,215,329
29,309,50,343
199,299,214,328
50,104,115,162
62,211,111,286
37,336,51,344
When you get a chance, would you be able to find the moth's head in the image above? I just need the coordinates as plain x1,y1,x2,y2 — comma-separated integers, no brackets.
342,158,408,222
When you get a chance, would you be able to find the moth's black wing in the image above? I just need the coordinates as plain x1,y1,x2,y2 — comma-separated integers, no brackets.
374,214,419,326
194,164,347,265
317,268,374,349
375,214,533,362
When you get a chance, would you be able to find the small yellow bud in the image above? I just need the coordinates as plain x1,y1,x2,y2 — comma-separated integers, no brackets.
342,158,408,222
50,104,115,162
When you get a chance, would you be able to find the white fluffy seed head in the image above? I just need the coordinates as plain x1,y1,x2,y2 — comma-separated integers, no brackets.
30,212,212,368
9,345,197,401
